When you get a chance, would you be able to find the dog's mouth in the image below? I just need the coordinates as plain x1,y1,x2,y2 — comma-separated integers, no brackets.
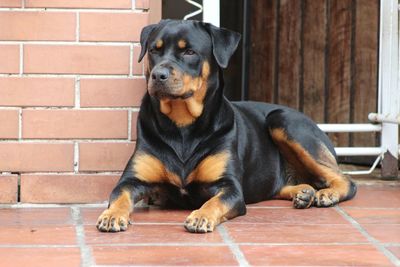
154,90,194,100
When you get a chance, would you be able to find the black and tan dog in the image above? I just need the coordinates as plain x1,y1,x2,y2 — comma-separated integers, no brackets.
97,20,356,233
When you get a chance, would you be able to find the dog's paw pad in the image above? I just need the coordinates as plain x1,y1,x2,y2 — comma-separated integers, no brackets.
96,209,129,232
314,189,339,207
184,210,216,233
293,188,315,209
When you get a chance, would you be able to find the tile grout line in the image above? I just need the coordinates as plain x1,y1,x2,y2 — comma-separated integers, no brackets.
71,206,95,267
0,241,382,249
218,225,250,267
335,206,400,266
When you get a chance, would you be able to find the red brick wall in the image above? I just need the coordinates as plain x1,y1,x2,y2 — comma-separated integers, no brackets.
0,0,160,203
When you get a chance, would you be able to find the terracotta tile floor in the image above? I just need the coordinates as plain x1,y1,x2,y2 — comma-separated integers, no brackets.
0,182,399,266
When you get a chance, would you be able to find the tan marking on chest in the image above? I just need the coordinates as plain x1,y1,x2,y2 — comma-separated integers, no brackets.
159,61,210,127
132,153,182,187
187,151,230,184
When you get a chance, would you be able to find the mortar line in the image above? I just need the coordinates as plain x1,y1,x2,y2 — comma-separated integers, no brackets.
21,0,25,8
335,206,400,266
5,171,122,175
127,109,132,142
0,73,145,79
0,139,136,143
19,44,23,76
71,206,95,267
75,76,81,108
0,8,146,13
17,173,21,202
0,107,139,111
129,43,134,77
74,142,79,173
218,225,250,267
0,40,138,46
18,108,22,140
76,12,80,42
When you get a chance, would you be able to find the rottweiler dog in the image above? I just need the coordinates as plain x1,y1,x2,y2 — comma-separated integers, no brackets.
97,19,356,233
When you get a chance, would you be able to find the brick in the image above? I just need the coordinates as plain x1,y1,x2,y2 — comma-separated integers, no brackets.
0,0,21,7
0,109,19,139
0,175,18,203
0,225,76,245
132,45,145,75
24,45,130,74
0,143,73,172
0,77,74,107
79,142,135,171
22,109,128,139
0,12,75,41
23,110,128,139
25,0,131,9
80,78,146,107
20,174,119,203
135,0,149,9
80,12,148,42
131,112,138,140
0,248,80,267
93,246,237,266
0,45,19,74
0,208,72,225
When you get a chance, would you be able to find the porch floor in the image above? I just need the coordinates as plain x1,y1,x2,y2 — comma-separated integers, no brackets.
0,176,399,266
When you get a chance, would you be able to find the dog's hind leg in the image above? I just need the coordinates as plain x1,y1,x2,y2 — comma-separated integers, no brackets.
266,110,357,208
276,184,316,209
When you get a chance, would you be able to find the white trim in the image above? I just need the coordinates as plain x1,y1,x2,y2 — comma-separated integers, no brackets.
378,0,399,160
203,0,220,27
317,124,382,133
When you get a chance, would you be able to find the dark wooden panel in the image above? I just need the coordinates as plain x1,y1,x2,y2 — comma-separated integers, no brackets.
351,0,379,147
326,0,353,146
248,0,278,103
302,0,327,123
277,0,302,109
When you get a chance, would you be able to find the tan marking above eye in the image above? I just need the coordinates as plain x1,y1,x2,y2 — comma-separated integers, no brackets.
178,39,187,49
156,39,163,49
187,151,230,184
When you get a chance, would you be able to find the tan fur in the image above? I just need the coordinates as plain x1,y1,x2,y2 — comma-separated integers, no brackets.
178,39,186,49
159,61,210,127
271,128,350,201
132,153,182,187
187,151,230,184
184,192,230,232
277,184,314,199
96,190,132,231
156,39,163,49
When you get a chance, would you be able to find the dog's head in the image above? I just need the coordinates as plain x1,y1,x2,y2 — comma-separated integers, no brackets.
138,20,240,127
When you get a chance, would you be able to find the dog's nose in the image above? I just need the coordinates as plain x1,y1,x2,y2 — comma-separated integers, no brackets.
151,68,169,82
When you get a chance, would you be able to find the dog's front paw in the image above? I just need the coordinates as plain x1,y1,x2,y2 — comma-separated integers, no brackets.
184,210,219,233
96,209,130,232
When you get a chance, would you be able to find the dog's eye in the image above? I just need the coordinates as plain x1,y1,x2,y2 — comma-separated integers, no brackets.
149,48,157,54
183,49,195,56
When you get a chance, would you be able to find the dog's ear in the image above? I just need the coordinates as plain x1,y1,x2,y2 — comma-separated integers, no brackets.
138,23,158,63
204,23,241,68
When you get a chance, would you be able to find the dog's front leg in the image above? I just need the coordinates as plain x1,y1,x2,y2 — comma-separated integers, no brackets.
97,178,150,232
184,179,246,233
